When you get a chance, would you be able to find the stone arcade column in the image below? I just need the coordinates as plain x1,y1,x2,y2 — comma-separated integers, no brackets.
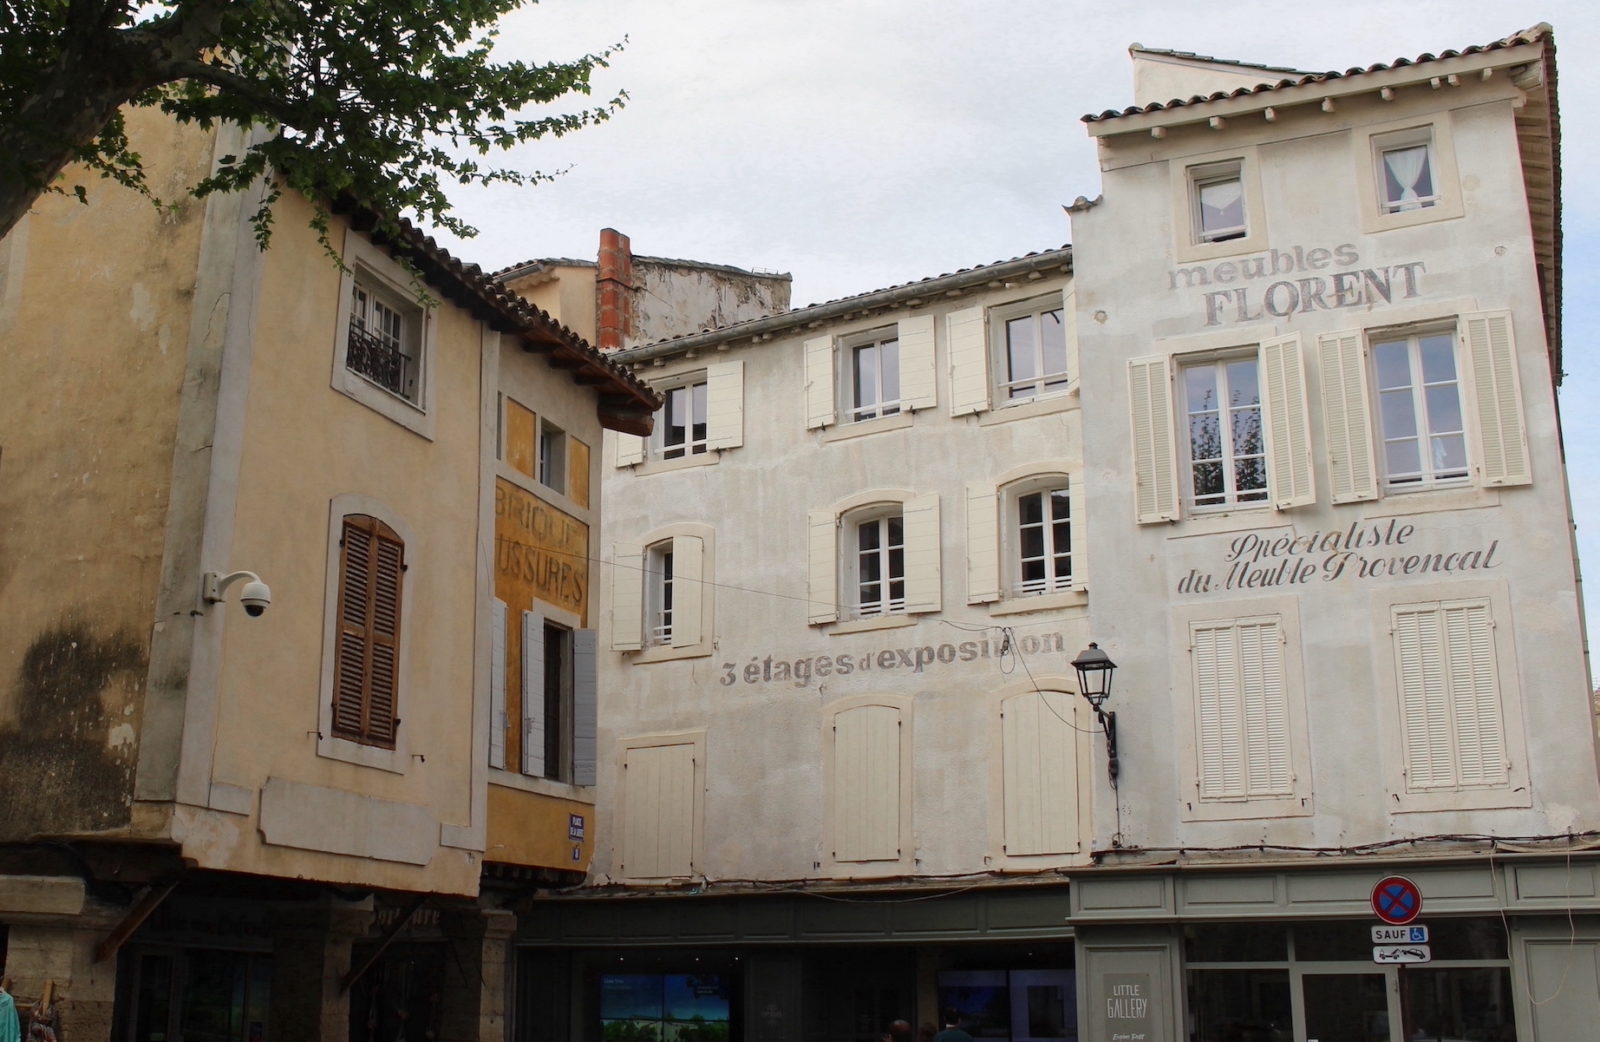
268,896,375,1042
0,876,122,1042
436,907,516,1042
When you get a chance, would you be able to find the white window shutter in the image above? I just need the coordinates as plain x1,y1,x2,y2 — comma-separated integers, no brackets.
489,598,507,769
1393,600,1508,792
965,481,1001,604
614,431,645,468
1317,330,1378,503
946,306,989,416
610,542,644,651
1069,476,1087,593
804,335,836,429
1463,311,1531,487
898,314,937,412
621,743,696,878
1260,333,1316,509
670,534,704,648
1128,356,1179,523
1192,618,1292,801
807,508,838,624
705,359,745,450
833,704,901,861
1441,601,1506,786
1237,619,1292,796
1192,622,1242,799
1001,691,1079,855
572,629,598,786
1393,604,1453,790
522,611,546,777
903,492,942,614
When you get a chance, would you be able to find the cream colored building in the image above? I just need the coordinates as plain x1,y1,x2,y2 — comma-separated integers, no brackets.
0,109,655,1042
515,22,1600,1042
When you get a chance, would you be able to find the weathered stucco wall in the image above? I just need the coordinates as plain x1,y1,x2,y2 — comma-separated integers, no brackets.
0,109,216,839
630,259,791,346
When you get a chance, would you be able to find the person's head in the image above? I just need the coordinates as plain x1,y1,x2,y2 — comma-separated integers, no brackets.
942,1008,962,1028
889,1020,913,1042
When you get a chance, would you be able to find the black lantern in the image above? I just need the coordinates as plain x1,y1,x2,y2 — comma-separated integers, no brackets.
1071,642,1119,786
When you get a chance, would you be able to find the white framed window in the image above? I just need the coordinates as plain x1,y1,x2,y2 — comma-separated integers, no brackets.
1358,117,1464,232
807,491,940,628
1191,162,1246,244
1317,312,1529,502
1129,333,1313,523
610,525,712,660
1182,355,1268,509
614,360,744,469
331,230,437,438
804,317,935,431
1372,327,1468,488
519,612,597,785
966,465,1086,612
995,298,1069,404
1014,482,1072,595
846,329,901,422
539,419,567,492
1376,129,1439,213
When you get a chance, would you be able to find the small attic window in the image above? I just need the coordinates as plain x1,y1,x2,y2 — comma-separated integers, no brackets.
1192,162,1246,243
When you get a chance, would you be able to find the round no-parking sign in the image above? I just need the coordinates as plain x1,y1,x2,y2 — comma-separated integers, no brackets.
1371,875,1423,925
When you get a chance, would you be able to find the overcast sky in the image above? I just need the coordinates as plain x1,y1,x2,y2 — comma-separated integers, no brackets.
430,1,1600,638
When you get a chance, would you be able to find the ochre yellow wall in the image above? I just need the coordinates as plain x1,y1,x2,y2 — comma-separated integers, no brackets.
0,109,216,840
486,785,594,870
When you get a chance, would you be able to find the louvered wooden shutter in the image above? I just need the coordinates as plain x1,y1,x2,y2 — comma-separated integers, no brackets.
705,359,745,449
804,335,836,429
1261,333,1315,509
832,704,901,861
1001,691,1079,855
1392,600,1508,792
489,598,507,769
670,534,704,648
898,315,937,411
1462,311,1531,487
965,481,1000,604
807,508,838,624
522,611,545,777
573,629,598,786
1069,476,1087,592
1318,330,1378,503
1128,356,1179,523
1191,617,1290,800
902,493,942,614
621,742,696,878
610,542,644,651
614,431,645,467
333,515,403,748
946,306,989,416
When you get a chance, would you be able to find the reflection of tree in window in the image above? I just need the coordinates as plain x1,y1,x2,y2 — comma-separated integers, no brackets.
662,382,708,458
1374,331,1466,486
1185,358,1266,507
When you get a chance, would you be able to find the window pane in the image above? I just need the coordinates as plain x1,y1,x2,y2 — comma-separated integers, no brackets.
691,381,708,424
1040,310,1067,376
1386,439,1422,479
880,340,900,404
1225,359,1260,407
1186,365,1219,413
858,521,880,552
1380,389,1419,438
1186,970,1291,1042
1190,414,1222,463
1229,407,1262,459
665,387,688,449
1008,317,1038,383
1235,457,1267,495
1185,923,1289,962
887,515,903,547
1020,525,1045,559
854,344,879,409
1419,333,1457,383
1374,341,1411,389
1198,177,1244,237
1193,461,1224,502
1403,967,1515,1042
1048,487,1070,520
1019,491,1043,525
1433,433,1468,473
1051,519,1071,555
1424,384,1463,434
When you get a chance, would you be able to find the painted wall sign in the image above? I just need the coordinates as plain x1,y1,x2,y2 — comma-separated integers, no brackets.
1101,973,1152,1042
719,632,1068,689
1174,517,1500,597
494,477,588,617
1166,243,1426,326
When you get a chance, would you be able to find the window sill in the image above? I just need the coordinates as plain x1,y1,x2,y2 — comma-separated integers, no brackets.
1389,785,1531,814
820,411,914,443
989,589,1088,616
317,733,407,774
488,768,594,800
828,614,918,636
1181,795,1313,822
632,641,714,664
1167,505,1280,540
977,388,1077,426
630,450,721,476
332,367,436,440
1366,484,1498,517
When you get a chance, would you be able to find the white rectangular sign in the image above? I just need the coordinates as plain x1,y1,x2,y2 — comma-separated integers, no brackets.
1373,944,1431,964
1372,924,1429,943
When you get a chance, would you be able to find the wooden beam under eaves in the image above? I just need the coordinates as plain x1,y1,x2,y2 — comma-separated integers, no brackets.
95,878,181,963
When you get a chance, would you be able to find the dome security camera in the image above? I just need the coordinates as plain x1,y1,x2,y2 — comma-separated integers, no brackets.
239,579,273,618
202,570,274,618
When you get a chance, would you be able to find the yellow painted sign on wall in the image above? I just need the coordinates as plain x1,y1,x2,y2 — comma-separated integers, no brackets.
494,477,588,622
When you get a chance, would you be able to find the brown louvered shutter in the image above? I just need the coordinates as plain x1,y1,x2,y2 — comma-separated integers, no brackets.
333,515,404,747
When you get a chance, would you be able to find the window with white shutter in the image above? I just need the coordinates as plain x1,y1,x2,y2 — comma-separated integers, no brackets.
812,492,941,626
1000,690,1080,856
619,525,714,661
1391,599,1509,793
517,613,597,785
827,699,907,866
1187,614,1304,809
620,739,700,879
613,362,745,468
1128,355,1179,523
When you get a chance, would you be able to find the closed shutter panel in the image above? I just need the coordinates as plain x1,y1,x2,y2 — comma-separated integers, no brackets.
1394,604,1453,790
804,335,836,429
807,508,838,624
1261,333,1315,509
1463,311,1531,487
522,611,545,777
610,543,644,650
965,481,1001,604
614,431,645,468
621,743,696,878
670,535,704,648
1069,476,1087,592
1237,618,1292,796
902,493,942,614
1128,356,1179,523
572,629,598,786
333,515,403,748
705,359,745,450
946,306,989,416
1192,622,1243,799
1193,618,1291,800
1318,330,1378,503
898,315,937,412
1393,601,1508,792
1001,691,1078,856
1441,601,1506,786
489,599,507,769
833,705,901,861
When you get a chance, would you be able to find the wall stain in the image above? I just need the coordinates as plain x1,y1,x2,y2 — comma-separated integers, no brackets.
0,622,145,839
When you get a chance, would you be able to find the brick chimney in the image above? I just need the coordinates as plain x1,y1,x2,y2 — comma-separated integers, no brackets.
596,227,634,351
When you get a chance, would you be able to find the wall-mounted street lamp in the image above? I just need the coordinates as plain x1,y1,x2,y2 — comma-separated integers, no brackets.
1071,642,1119,787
